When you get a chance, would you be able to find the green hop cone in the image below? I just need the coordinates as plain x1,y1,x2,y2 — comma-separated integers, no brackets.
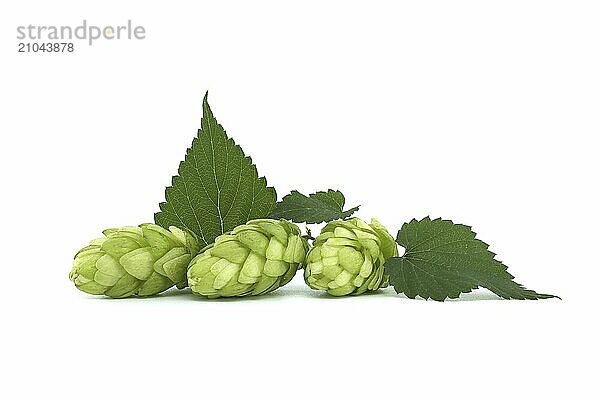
304,218,398,296
188,219,309,298
69,224,200,298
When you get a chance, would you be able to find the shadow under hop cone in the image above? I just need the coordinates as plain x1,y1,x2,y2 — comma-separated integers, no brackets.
304,218,398,296
69,224,200,298
187,219,309,298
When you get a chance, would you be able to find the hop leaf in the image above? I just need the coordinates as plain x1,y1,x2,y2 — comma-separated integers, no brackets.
155,93,277,247
384,217,558,301
269,189,359,223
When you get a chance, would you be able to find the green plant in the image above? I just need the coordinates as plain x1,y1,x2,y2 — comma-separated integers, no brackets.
187,219,308,298
69,93,557,301
69,224,199,298
304,218,397,296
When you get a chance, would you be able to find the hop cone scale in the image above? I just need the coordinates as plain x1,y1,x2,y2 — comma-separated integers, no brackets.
188,219,308,298
69,224,199,298
304,218,398,296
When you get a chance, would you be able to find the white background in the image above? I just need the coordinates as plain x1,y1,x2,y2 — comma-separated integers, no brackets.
1,1,598,399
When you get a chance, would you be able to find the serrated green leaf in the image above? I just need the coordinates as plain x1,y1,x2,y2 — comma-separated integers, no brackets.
384,217,558,301
155,93,277,247
269,190,359,223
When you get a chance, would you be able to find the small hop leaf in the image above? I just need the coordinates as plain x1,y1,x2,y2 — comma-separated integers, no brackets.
269,189,359,224
155,92,277,247
384,217,558,301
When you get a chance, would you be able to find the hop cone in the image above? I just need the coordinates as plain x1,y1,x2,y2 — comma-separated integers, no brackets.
304,218,398,296
69,224,200,298
188,219,308,298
